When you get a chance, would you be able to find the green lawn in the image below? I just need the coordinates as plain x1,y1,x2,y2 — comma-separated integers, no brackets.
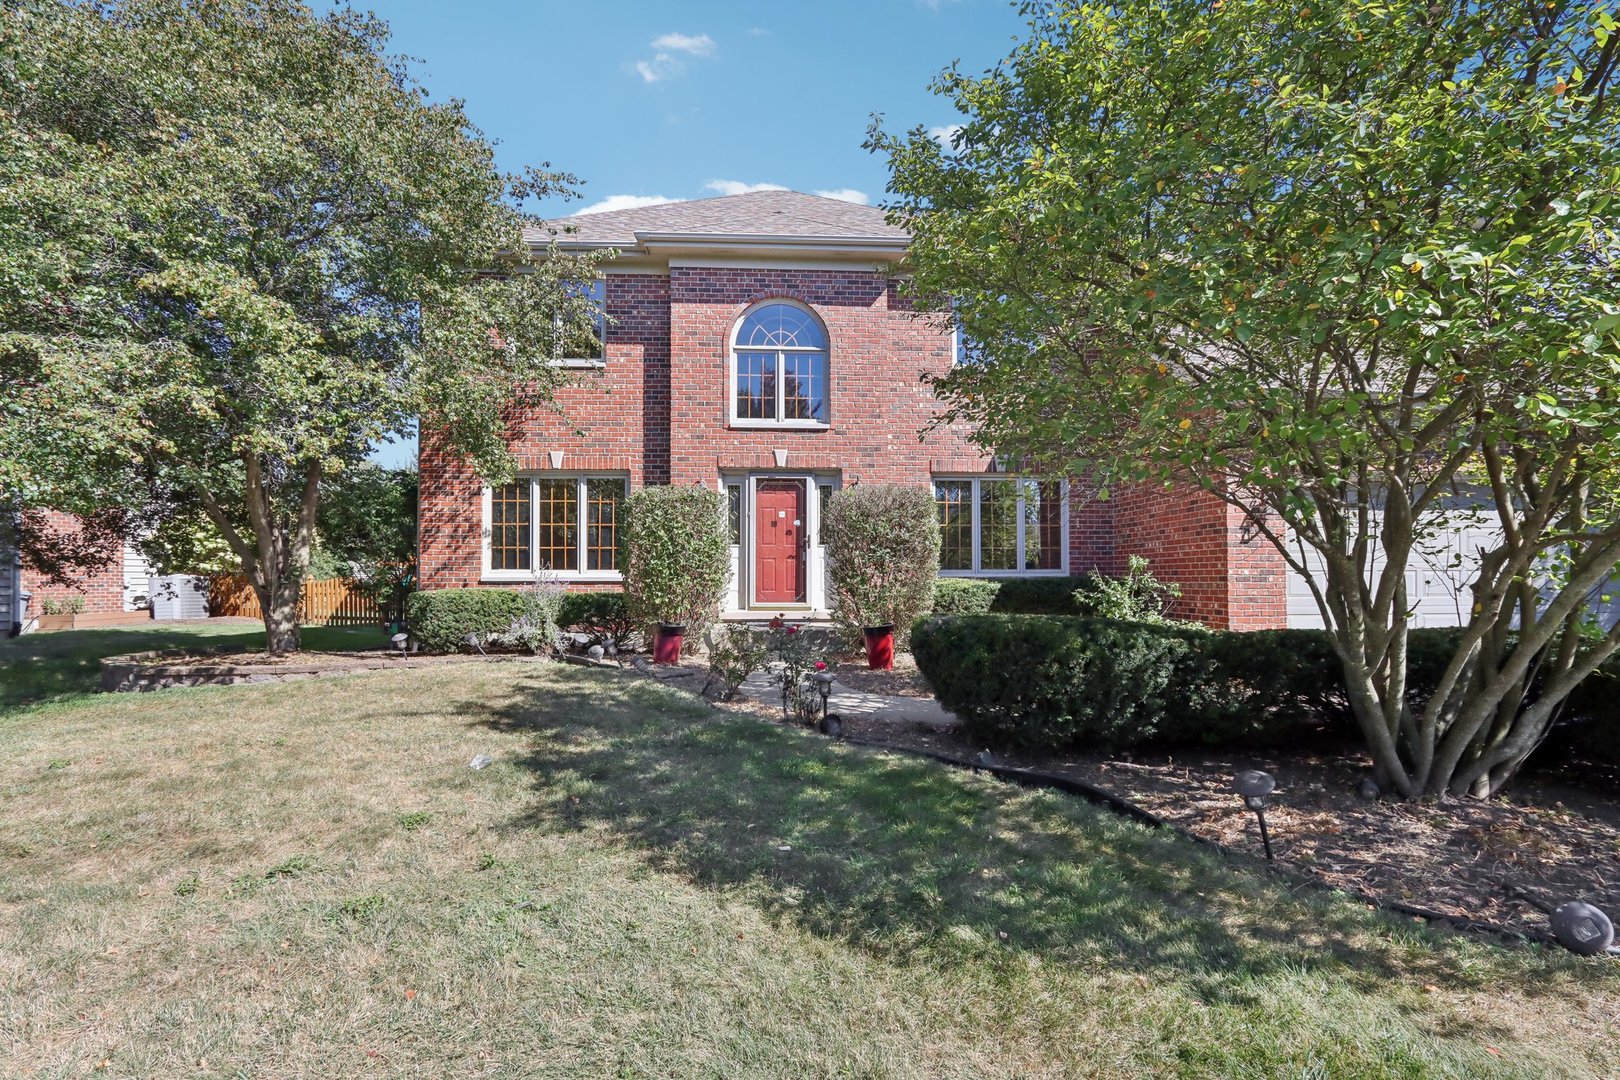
0,629,1615,1077
0,620,386,711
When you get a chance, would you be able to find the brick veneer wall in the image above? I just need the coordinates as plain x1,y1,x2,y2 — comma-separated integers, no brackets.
418,274,671,589
414,261,1288,628
664,267,980,484
18,510,127,616
1109,483,1287,629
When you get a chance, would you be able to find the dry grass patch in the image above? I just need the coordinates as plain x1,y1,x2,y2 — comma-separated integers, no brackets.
0,661,1615,1078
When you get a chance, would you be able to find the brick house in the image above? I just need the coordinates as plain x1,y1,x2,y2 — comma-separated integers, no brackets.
2,511,154,635
416,190,1289,630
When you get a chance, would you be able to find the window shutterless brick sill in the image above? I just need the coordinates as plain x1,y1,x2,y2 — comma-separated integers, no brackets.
727,421,830,431
480,575,623,585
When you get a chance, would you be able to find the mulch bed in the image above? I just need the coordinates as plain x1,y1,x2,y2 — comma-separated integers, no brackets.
822,708,1620,941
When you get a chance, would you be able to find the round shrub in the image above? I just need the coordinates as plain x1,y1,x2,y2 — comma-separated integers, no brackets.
619,485,730,639
822,484,940,640
406,588,537,653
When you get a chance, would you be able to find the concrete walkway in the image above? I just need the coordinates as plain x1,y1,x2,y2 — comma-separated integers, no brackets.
735,670,958,728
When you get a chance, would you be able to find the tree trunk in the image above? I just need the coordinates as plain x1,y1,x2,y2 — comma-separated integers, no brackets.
259,572,303,655
197,455,323,657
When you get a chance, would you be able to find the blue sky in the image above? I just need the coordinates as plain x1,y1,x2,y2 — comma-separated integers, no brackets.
366,0,1028,466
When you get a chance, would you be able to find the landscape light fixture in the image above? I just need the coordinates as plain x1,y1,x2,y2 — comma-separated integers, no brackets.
813,670,835,719
1506,883,1617,957
1233,769,1277,862
391,632,409,656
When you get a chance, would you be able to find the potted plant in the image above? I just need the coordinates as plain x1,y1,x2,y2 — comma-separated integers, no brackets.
620,485,731,663
652,621,686,664
861,623,896,670
820,484,941,671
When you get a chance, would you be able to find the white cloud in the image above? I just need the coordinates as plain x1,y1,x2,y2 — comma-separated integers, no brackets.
573,194,680,216
746,26,770,36
651,32,715,56
635,32,716,82
929,124,963,149
814,188,870,204
705,179,788,196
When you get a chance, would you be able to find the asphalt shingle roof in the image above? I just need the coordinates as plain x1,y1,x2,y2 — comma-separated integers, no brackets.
523,189,908,248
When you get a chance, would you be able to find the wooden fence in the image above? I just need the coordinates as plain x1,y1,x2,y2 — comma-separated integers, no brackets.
209,575,383,627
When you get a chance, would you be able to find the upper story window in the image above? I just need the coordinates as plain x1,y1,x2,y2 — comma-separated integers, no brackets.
555,278,606,368
730,301,829,428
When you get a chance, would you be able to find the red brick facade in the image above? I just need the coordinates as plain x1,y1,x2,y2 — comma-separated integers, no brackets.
15,510,131,619
416,258,1287,629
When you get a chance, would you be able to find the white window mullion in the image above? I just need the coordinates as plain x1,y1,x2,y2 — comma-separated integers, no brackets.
576,477,588,572
1015,484,1027,572
970,479,982,573
529,478,540,574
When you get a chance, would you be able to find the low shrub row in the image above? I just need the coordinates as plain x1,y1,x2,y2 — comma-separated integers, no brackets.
407,587,636,653
406,588,542,654
930,577,1092,616
557,591,634,643
912,613,1620,753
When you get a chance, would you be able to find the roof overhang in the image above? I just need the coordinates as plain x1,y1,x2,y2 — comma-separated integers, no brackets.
528,229,909,266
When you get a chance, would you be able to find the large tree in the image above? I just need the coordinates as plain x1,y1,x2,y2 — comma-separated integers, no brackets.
873,0,1620,797
0,0,603,652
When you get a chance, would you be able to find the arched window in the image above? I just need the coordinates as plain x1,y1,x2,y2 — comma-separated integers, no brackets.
730,301,829,426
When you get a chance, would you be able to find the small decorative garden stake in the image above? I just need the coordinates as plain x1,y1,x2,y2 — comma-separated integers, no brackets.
1233,770,1276,862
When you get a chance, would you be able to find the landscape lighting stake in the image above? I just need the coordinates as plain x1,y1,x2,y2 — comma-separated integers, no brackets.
813,671,834,720
1233,770,1277,862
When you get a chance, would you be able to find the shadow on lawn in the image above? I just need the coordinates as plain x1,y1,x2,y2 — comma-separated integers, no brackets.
468,671,1583,1011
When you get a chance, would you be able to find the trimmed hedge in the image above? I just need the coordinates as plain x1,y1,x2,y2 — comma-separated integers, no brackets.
406,588,537,653
822,484,940,642
912,614,1235,750
931,576,1090,616
620,486,730,640
913,614,1620,754
558,591,633,641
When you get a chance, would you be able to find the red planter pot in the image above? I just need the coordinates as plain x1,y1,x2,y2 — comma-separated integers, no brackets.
863,625,895,671
653,624,685,665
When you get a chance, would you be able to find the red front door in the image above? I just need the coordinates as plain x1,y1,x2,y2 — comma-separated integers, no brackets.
754,480,806,605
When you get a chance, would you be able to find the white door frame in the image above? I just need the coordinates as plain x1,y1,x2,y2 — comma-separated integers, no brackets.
726,472,837,613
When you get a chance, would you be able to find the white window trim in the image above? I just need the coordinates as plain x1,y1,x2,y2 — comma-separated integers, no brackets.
727,300,831,430
934,476,1070,577
552,278,606,369
481,473,628,583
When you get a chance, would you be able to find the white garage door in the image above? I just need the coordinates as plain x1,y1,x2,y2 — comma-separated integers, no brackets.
1286,511,1504,630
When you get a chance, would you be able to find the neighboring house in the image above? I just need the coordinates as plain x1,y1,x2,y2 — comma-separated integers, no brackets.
416,190,1293,629
1,510,153,634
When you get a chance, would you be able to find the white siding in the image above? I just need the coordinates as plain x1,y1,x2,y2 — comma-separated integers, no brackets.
150,575,211,620
0,548,15,632
1287,509,1620,632
122,542,153,611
